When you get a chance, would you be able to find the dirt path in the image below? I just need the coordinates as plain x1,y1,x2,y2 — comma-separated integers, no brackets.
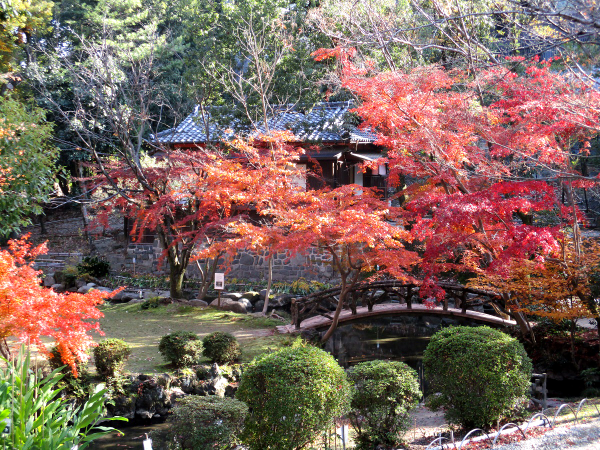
406,405,448,445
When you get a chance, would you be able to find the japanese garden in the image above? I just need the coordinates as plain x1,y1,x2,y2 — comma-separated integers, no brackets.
3,1,600,449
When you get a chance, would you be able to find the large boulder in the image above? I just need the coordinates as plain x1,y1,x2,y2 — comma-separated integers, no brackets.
111,290,141,303
242,291,261,304
143,290,160,299
174,364,228,397
210,298,248,314
254,300,265,313
270,294,294,311
222,292,243,301
188,299,208,307
238,297,253,313
43,274,55,288
53,270,65,285
51,283,65,293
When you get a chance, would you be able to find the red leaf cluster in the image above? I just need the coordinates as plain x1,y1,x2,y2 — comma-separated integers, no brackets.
0,236,115,376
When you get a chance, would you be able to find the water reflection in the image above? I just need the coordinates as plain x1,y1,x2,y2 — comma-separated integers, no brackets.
324,314,466,368
324,315,477,394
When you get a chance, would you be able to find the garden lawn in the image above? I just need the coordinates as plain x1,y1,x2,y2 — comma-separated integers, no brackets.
95,303,292,373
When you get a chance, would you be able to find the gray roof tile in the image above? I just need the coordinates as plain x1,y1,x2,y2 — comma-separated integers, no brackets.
154,101,377,144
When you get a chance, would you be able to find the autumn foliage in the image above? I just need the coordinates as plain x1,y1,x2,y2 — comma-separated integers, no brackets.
0,237,111,375
324,51,600,307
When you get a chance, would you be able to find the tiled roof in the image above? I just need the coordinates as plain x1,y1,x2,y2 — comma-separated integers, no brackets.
154,101,378,144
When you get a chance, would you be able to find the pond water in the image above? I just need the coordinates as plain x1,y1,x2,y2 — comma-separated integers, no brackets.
324,314,473,393
88,421,169,450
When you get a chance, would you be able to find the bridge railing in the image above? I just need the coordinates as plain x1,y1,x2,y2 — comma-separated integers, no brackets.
290,280,501,330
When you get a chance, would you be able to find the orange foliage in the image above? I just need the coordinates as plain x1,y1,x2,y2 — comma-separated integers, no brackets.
469,239,600,321
0,237,114,376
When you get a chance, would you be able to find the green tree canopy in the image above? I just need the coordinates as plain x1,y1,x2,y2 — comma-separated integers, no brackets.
0,97,57,237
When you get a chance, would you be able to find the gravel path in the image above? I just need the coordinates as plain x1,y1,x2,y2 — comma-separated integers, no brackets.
494,419,600,449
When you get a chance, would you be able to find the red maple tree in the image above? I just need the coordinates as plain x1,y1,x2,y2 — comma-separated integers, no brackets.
0,237,113,375
317,50,600,331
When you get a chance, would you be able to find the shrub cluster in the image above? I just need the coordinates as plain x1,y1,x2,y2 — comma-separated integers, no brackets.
236,342,351,450
423,326,532,428
202,331,241,365
93,338,131,379
348,360,421,449
162,396,248,449
77,255,111,279
158,331,203,368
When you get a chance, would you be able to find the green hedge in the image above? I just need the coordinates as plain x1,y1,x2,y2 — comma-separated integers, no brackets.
349,360,421,449
158,331,203,368
423,326,532,428
93,339,131,379
236,342,351,450
202,331,241,365
162,396,248,449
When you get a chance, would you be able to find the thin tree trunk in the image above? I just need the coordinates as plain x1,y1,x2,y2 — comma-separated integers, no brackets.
262,257,274,315
502,293,536,343
196,253,221,300
570,319,580,370
321,286,348,342
77,163,93,250
0,338,11,360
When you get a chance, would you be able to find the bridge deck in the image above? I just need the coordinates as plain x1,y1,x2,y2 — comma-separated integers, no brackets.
276,303,517,334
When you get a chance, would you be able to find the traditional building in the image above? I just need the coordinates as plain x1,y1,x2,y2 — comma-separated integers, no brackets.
154,101,387,192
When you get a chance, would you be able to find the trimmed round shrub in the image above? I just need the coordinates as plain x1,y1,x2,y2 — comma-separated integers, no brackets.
202,331,241,365
158,331,203,368
93,338,131,379
162,396,248,449
236,342,352,450
423,326,532,428
348,360,422,449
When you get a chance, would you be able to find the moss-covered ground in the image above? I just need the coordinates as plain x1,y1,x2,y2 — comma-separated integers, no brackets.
96,302,293,373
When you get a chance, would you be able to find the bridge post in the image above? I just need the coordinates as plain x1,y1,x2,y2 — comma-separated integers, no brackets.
461,290,468,314
406,286,412,309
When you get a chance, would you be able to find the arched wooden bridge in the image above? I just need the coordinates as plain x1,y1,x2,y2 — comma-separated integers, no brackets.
276,280,517,334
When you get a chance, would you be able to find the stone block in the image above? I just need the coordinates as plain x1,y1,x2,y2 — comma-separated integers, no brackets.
239,253,255,266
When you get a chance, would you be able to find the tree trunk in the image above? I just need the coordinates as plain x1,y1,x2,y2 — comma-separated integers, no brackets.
0,338,10,360
196,253,221,300
262,257,274,315
39,212,47,235
501,293,536,343
321,287,348,342
570,319,580,370
170,262,185,299
77,162,93,250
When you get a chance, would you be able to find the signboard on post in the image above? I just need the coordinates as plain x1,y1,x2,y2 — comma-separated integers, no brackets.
214,273,225,307
214,273,225,290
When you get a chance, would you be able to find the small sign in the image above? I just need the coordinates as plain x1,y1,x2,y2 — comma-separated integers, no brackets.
214,273,225,290
142,437,152,450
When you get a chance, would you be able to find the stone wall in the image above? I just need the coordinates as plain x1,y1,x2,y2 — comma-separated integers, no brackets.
92,232,337,282
221,247,335,281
